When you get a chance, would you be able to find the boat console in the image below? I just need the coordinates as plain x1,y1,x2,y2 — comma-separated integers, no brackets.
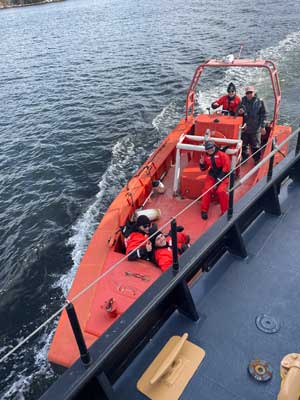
175,114,243,199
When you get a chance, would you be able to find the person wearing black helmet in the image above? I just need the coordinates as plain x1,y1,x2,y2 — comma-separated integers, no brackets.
199,141,231,220
211,82,241,116
125,215,153,261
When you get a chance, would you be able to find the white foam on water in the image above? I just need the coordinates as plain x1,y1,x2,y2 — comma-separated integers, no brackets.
32,329,56,379
196,32,300,119
152,100,182,138
1,326,56,400
195,64,268,114
0,345,12,356
262,30,300,60
3,374,27,400
53,136,137,298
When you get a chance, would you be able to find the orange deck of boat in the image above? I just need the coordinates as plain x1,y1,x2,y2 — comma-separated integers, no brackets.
48,117,291,369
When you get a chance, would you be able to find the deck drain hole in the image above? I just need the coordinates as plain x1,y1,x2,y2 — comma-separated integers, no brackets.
255,314,280,334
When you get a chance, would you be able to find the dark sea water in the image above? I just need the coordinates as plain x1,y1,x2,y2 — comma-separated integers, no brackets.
0,0,300,398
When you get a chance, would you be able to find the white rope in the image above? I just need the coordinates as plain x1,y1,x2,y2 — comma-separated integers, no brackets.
0,305,65,363
0,123,299,364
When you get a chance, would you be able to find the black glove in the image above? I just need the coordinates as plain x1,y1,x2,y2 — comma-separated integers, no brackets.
178,243,190,254
139,247,151,260
167,226,185,237
209,170,219,180
199,162,206,171
218,171,227,180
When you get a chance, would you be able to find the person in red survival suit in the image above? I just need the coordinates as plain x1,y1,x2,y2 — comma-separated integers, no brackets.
199,141,231,220
125,215,153,261
150,229,190,272
211,82,241,116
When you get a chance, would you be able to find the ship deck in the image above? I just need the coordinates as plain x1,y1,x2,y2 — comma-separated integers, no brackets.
113,179,300,399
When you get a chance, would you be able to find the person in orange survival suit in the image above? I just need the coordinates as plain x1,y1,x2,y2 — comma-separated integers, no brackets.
211,82,241,116
150,230,190,272
199,141,231,220
125,215,153,261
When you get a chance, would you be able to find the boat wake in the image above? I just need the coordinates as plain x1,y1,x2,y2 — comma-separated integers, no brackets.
152,100,183,139
196,30,300,125
2,329,56,400
53,136,139,297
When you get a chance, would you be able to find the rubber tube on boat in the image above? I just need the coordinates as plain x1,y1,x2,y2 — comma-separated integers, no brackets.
134,208,161,222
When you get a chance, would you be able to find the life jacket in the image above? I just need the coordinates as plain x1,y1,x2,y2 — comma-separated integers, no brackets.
200,149,231,180
153,234,189,271
214,95,241,115
154,241,173,272
167,232,190,254
125,231,148,255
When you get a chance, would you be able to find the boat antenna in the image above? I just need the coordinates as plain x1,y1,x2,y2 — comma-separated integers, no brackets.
237,43,244,59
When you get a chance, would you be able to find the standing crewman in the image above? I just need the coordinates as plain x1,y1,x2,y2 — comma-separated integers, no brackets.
211,82,241,116
236,85,267,164
199,141,231,220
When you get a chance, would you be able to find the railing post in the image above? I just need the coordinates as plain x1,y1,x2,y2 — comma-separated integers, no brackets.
171,219,179,272
296,126,300,155
66,301,91,366
267,138,276,181
227,169,235,220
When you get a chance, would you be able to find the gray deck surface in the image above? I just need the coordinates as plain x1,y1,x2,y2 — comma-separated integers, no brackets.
113,180,300,400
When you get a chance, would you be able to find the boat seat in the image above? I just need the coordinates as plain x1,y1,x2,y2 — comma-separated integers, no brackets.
180,162,206,199
180,146,237,200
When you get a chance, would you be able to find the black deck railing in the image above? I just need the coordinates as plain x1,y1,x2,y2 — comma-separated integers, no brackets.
40,142,300,400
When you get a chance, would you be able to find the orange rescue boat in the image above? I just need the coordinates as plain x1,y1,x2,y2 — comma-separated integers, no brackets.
48,58,291,369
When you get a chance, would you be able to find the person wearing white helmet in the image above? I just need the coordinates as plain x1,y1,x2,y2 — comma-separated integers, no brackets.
236,85,267,164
